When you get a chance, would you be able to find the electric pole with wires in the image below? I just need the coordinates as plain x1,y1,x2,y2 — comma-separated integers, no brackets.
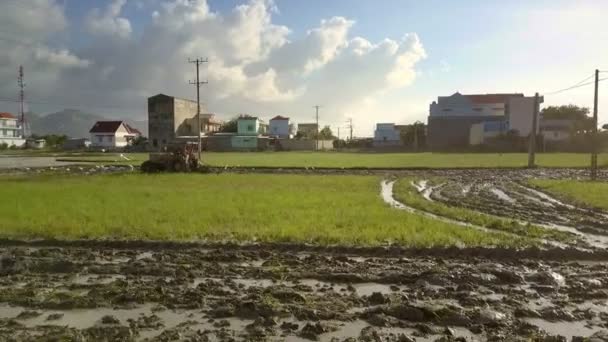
591,69,599,180
346,118,353,141
528,93,540,168
313,105,321,150
188,57,208,163
17,65,28,138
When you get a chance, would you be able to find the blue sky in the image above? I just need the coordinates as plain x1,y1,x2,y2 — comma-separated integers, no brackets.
1,0,606,135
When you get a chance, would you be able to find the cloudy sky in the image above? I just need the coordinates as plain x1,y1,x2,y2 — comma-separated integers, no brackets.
0,0,607,136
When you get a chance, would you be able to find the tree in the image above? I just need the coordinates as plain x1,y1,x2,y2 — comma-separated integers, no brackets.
399,121,426,149
131,136,148,146
220,118,238,132
603,124,608,131
541,105,589,120
318,126,335,140
541,105,594,134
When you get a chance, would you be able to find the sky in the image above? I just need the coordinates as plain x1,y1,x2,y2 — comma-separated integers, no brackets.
0,0,607,136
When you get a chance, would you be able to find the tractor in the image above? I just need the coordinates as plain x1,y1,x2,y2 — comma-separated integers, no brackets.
141,142,199,173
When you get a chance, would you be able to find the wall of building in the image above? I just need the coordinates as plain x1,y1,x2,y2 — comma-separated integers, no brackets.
508,97,538,136
428,115,506,150
374,123,400,142
279,139,334,151
297,124,318,136
174,98,199,136
0,137,25,147
231,135,259,150
542,130,570,142
204,135,233,151
237,119,259,135
269,120,289,137
148,95,175,149
430,94,506,118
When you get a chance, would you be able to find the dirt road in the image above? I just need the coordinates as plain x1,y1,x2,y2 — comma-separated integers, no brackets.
1,243,607,341
0,156,74,169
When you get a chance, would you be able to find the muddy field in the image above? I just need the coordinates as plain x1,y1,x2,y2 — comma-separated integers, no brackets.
1,167,608,341
400,169,608,250
0,244,607,341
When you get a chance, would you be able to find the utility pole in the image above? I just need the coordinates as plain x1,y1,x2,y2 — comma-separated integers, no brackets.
18,66,26,138
346,118,353,141
188,57,208,163
528,92,540,168
314,105,321,150
591,69,599,180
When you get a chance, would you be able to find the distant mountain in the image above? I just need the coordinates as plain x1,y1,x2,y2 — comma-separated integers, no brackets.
28,109,147,138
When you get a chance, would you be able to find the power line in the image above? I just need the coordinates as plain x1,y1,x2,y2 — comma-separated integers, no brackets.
544,77,607,96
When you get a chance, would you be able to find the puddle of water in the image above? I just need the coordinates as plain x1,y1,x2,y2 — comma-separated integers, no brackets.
518,185,577,210
525,318,597,339
136,252,154,260
72,274,125,285
490,188,516,204
353,283,399,297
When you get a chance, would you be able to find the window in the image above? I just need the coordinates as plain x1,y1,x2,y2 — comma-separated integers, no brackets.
153,139,158,147
442,108,452,112
248,124,254,131
473,108,483,111
97,136,103,142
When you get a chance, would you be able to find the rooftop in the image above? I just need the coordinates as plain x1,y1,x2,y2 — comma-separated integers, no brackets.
89,121,141,135
270,115,290,121
463,93,524,104
0,112,16,119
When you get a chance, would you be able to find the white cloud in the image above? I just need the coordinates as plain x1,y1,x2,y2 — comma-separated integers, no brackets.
86,0,132,39
0,0,426,136
0,0,90,100
34,48,91,69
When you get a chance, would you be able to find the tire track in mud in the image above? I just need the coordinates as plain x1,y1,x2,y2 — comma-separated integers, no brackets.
401,174,608,249
381,180,569,249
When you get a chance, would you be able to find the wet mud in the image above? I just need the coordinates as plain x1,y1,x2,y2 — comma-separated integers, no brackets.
404,169,608,249
2,245,608,341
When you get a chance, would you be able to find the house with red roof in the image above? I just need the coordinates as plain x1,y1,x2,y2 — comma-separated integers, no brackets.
89,121,141,149
0,112,25,147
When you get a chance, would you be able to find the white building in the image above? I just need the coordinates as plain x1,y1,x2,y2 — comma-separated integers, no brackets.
0,112,25,147
269,115,290,138
89,121,141,149
373,123,402,146
540,119,574,142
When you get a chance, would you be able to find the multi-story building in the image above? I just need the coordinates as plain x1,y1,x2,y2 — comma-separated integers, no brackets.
269,116,290,138
373,123,402,147
0,112,25,147
148,94,206,149
297,123,318,138
428,92,542,149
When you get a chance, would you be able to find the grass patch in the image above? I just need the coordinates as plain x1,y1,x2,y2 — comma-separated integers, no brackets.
530,179,608,211
393,178,574,242
49,152,608,169
0,173,527,247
